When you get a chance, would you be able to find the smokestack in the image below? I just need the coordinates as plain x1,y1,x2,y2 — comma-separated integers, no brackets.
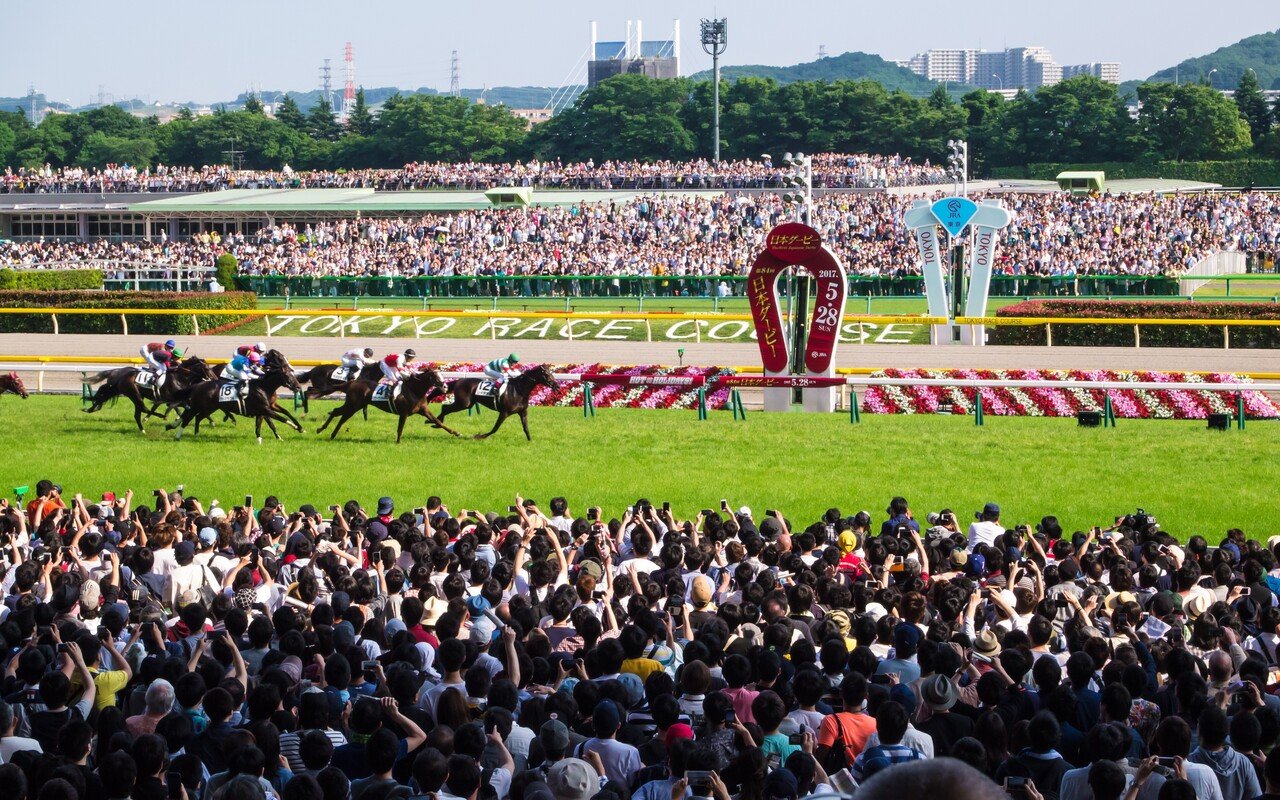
625,20,632,59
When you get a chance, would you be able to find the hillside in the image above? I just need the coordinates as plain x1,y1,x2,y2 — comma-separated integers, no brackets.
1146,27,1280,89
688,50,964,95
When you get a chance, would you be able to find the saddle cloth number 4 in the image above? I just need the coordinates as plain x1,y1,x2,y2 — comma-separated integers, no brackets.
373,383,397,403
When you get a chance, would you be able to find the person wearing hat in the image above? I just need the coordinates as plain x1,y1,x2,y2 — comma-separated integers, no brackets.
575,699,641,788
546,757,597,800
916,674,973,756
763,768,800,800
164,540,218,610
689,575,717,628
875,623,923,684
968,503,1004,551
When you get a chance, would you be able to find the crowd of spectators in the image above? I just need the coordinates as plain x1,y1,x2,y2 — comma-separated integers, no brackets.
2,484,1280,800
3,190,1278,282
0,155,947,194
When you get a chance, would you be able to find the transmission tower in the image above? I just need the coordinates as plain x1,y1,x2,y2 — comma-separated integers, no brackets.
343,42,356,115
817,45,828,60
27,85,40,124
450,50,460,97
320,59,333,108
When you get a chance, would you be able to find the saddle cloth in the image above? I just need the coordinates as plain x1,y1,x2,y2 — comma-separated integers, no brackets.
135,369,162,387
373,382,402,405
332,366,353,382
217,382,239,403
476,380,499,397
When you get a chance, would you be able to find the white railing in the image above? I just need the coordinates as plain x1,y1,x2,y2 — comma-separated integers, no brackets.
1180,251,1247,295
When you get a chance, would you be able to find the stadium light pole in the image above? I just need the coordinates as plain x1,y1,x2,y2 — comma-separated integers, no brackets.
700,18,728,164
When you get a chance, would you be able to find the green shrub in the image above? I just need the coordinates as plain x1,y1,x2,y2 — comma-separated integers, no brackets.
0,269,103,291
215,253,239,291
0,291,257,335
990,299,1280,348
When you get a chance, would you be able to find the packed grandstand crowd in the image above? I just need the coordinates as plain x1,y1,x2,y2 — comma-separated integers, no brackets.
0,154,948,194
3,190,1278,281
0,484,1278,800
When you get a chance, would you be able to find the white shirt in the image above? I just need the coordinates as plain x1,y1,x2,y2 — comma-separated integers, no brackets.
968,521,1004,551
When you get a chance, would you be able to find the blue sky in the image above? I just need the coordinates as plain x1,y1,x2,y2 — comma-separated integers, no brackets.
5,0,1278,104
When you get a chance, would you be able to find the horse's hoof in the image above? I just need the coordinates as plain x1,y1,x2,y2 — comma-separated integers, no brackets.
257,437,263,445
472,434,486,440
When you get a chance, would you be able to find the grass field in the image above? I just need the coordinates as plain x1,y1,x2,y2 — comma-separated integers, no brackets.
4,395,1276,540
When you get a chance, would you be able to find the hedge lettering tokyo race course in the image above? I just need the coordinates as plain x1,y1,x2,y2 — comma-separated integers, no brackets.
252,314,926,343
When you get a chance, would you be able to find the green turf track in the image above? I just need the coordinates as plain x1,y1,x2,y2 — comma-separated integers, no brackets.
6,395,1276,541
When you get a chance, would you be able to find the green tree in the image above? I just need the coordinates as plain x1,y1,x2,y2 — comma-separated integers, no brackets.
371,94,526,164
77,132,157,167
165,111,319,169
243,93,265,115
275,95,307,132
526,75,696,161
961,90,1011,174
1139,82,1252,160
307,96,341,141
345,87,374,136
1234,70,1272,143
1006,77,1141,165
0,122,15,167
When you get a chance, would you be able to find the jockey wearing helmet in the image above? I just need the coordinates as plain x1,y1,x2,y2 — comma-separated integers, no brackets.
221,350,263,396
484,353,520,392
140,339,180,376
380,348,418,385
236,342,267,358
341,346,377,376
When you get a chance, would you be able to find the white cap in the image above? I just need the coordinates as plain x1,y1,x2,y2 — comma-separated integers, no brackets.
738,506,752,517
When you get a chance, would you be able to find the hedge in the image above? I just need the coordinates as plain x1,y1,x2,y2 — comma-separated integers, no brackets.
989,160,1280,187
990,299,1280,348
215,253,239,291
0,269,103,291
0,291,258,335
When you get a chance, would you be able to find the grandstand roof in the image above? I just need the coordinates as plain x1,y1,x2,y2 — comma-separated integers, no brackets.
127,188,724,215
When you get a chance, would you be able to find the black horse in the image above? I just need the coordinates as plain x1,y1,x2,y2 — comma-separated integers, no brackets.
296,362,382,415
167,350,305,443
315,369,459,443
82,356,217,433
437,365,558,440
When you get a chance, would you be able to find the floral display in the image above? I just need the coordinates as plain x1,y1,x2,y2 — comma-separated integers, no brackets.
860,368,1280,419
426,362,734,410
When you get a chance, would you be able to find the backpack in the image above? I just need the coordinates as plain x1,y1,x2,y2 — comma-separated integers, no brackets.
820,712,859,773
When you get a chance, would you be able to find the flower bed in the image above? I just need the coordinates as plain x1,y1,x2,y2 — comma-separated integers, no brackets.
426,363,737,410
860,369,1280,419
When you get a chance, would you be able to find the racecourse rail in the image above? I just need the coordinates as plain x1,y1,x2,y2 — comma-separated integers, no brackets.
1,306,1278,347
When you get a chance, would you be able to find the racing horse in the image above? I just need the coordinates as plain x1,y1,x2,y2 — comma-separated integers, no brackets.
314,368,459,443
296,361,382,415
0,373,28,400
82,355,218,433
436,365,558,441
166,350,305,443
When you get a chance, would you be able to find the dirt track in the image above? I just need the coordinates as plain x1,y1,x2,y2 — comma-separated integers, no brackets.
2,333,1276,393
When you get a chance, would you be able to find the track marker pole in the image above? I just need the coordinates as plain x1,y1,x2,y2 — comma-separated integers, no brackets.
975,390,984,426
697,388,708,421
850,390,860,424
1238,392,1246,430
583,384,596,418
1104,393,1115,428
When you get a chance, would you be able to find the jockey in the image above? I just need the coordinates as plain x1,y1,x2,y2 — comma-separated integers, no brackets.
380,349,418,385
236,342,267,358
221,351,263,396
140,339,178,376
484,353,520,393
341,346,377,376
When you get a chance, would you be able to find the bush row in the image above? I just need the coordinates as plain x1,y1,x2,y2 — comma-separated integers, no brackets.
990,160,1280,187
990,300,1280,348
0,291,258,335
0,269,103,291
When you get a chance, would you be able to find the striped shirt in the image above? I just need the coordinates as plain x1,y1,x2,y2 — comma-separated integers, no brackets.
850,743,925,782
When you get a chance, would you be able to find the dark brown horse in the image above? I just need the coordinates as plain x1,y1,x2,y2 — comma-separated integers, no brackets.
0,373,28,400
167,351,305,443
315,368,459,443
82,356,217,433
296,362,382,415
437,365,558,440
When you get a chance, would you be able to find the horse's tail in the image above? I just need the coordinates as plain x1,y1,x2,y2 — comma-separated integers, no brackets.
82,370,113,385
83,382,118,412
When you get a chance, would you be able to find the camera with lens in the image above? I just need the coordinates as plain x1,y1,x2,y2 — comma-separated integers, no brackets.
1120,508,1156,530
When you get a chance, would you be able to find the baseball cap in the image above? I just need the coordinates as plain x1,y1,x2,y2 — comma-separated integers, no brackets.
539,719,570,755
578,560,603,582
691,575,714,605
592,699,621,737
547,759,595,800
175,541,196,561
664,722,695,747
893,622,921,652
837,531,858,554
198,527,218,546
377,496,394,516
981,502,1000,517
764,769,799,800
466,595,493,618
738,506,752,518
80,580,101,610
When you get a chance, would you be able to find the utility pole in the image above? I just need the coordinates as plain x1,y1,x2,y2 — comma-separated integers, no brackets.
450,50,461,97
222,137,245,171
699,19,728,164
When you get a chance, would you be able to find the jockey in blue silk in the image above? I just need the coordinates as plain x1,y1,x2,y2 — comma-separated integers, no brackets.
221,350,263,396
484,353,520,393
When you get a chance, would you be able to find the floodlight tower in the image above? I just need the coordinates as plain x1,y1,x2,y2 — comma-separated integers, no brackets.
699,19,728,164
781,152,814,401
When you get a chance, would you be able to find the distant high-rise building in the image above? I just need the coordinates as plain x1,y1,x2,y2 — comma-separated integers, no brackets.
587,20,680,88
901,46,1119,90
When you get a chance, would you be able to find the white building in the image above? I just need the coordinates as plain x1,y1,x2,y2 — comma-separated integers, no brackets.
901,46,1120,91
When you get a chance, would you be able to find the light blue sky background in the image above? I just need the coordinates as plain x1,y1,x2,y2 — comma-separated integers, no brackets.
5,1,1277,104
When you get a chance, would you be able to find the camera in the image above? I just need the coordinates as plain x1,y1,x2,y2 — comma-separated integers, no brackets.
665,596,684,613
686,771,713,798
1118,508,1155,530
1005,777,1028,799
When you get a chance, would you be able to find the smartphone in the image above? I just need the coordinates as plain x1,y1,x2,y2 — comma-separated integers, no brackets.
765,509,777,518
665,596,684,612
871,673,890,685
626,506,634,515
330,504,339,512
508,506,518,513
701,509,713,518
1005,777,1027,799
1241,587,1252,596
724,708,736,724
662,501,670,513
720,499,729,511
1114,612,1129,628
153,489,162,498
687,771,712,795
167,772,184,800
1157,757,1177,769
361,660,379,681
588,508,598,522
972,653,993,665
245,495,253,507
